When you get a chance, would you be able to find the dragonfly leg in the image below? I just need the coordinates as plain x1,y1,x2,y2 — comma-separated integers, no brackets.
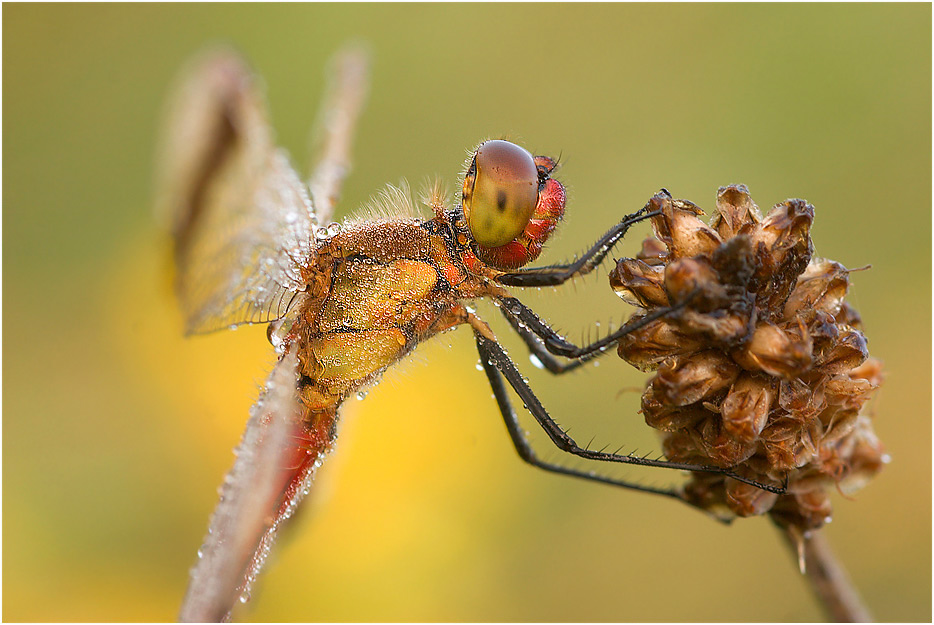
472,327,733,522
471,325,783,497
493,291,696,374
494,193,668,288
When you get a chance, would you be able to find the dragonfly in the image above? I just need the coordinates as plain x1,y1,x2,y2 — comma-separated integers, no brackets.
158,47,782,621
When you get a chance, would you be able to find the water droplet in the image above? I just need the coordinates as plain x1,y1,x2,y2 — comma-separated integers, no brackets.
327,222,342,235
529,354,544,369
356,390,368,400
465,303,476,314
475,362,484,371
239,592,251,604
285,212,298,224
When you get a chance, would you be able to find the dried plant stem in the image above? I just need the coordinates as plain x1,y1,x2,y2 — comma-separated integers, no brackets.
780,527,872,623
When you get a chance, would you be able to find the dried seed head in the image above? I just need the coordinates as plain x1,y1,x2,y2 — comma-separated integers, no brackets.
652,351,739,407
749,199,815,315
712,184,762,239
608,185,884,531
642,388,707,432
784,259,850,318
759,416,821,471
695,414,758,467
732,320,813,380
675,308,754,347
650,195,723,259
617,316,706,371
770,482,834,530
636,237,668,265
816,326,869,374
720,374,774,444
725,476,779,517
664,257,730,310
834,415,888,495
610,258,669,308
835,301,863,329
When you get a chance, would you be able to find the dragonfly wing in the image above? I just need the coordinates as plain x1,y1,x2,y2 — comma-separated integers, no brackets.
157,50,318,335
306,45,370,225
179,347,331,622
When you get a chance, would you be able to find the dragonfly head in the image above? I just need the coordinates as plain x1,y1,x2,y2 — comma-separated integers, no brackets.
461,140,566,269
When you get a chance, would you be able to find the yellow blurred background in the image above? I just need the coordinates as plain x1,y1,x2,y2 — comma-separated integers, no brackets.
4,4,930,622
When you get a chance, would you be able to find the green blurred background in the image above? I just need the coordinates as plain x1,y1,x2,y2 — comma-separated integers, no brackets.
4,3,931,622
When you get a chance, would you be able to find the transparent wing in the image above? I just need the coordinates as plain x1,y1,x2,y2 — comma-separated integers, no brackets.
156,49,318,334
179,347,317,622
306,45,370,225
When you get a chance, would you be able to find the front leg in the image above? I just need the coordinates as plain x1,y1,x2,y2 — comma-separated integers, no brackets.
471,320,784,497
494,195,666,287
493,290,697,374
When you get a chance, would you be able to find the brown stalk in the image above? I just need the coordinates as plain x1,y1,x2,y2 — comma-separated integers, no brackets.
780,527,872,623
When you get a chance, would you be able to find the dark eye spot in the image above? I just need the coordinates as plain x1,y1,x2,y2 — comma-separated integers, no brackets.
496,190,507,211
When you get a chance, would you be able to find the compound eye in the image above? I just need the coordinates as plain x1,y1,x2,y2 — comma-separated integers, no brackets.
462,140,539,248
